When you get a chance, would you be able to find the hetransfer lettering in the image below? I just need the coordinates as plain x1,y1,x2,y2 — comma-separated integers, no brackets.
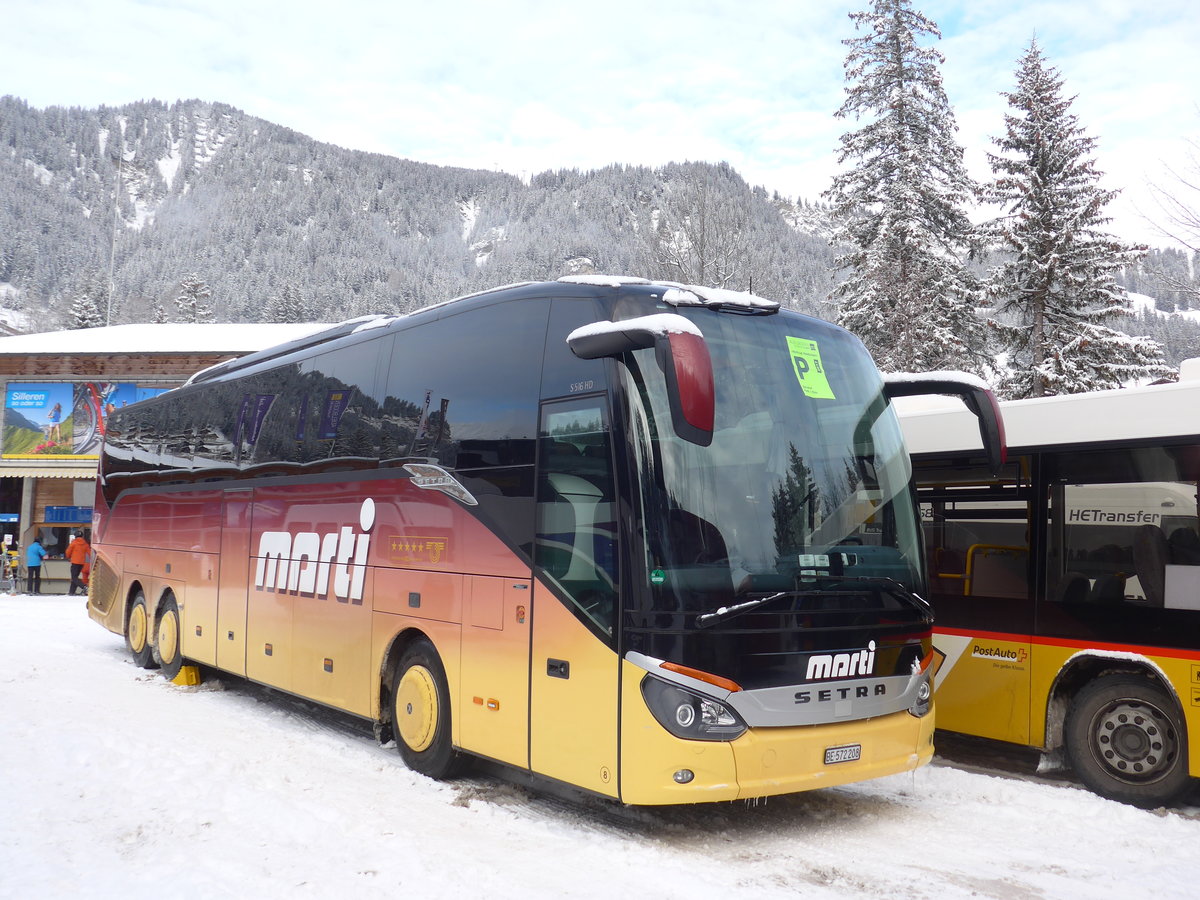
1068,508,1159,524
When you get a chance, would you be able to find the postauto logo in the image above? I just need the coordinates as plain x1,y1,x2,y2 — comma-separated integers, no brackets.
254,498,376,604
970,643,1028,663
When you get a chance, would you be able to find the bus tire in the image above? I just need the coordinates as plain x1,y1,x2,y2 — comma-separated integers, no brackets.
392,638,466,780
153,594,184,681
1065,675,1190,807
125,592,158,669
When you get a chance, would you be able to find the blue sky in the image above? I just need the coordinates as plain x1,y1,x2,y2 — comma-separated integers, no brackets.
3,0,1198,246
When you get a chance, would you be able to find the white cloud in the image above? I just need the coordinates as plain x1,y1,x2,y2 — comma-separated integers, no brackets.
3,0,1199,245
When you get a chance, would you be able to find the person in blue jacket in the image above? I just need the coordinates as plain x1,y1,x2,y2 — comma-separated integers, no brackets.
25,537,47,594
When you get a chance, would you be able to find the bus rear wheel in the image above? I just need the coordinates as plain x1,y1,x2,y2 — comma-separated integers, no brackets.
125,592,157,669
1065,675,1190,807
391,639,466,780
153,594,184,681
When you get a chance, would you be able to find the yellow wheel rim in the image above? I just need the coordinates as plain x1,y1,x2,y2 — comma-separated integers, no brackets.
128,603,148,653
157,609,179,666
395,665,438,752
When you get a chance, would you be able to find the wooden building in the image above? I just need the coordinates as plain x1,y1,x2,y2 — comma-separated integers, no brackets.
0,323,325,591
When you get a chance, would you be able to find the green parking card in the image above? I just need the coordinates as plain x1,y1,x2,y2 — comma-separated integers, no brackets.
786,336,836,399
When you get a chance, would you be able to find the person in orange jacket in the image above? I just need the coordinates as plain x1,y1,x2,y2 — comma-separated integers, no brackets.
65,531,91,596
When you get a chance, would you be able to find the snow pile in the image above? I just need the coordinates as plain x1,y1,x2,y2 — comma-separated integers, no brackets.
1,594,1197,899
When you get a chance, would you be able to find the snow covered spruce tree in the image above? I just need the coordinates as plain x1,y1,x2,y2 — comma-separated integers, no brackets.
825,0,987,374
263,283,311,323
66,273,108,329
982,40,1169,397
175,273,214,323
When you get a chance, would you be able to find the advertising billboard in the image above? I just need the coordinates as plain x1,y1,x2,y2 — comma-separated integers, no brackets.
3,382,169,459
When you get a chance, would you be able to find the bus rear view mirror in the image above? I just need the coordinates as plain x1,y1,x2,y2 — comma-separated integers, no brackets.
884,372,1007,475
568,314,714,447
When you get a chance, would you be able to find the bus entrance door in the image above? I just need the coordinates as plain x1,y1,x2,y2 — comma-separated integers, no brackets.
529,584,620,798
528,395,620,798
216,489,251,676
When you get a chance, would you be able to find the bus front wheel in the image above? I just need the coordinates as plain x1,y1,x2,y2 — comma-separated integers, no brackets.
153,594,184,681
391,639,466,780
1065,675,1190,807
125,592,157,670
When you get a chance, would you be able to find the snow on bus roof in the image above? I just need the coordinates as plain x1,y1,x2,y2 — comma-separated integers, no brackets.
0,322,330,356
559,275,652,288
557,275,780,311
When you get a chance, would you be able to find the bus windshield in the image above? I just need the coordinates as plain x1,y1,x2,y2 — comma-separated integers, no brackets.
623,311,922,616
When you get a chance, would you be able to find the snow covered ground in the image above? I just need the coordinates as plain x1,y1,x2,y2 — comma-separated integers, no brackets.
1130,290,1200,325
2,593,1198,899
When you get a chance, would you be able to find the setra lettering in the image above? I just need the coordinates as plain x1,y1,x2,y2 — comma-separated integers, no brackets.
795,683,888,704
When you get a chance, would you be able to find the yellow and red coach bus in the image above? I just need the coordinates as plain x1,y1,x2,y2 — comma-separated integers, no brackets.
88,276,999,805
900,360,1200,806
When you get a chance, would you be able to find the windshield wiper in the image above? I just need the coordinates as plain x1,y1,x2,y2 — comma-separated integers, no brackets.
695,591,791,629
693,576,930,629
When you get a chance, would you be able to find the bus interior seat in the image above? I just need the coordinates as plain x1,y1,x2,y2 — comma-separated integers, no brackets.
549,439,583,459
933,547,964,574
1168,527,1200,565
1057,572,1090,604
1089,573,1126,605
928,547,965,596
666,508,729,566
1132,523,1168,607
967,546,1028,600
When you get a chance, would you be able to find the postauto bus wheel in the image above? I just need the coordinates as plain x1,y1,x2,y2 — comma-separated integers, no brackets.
153,593,184,681
391,638,467,779
125,591,158,670
1065,675,1191,807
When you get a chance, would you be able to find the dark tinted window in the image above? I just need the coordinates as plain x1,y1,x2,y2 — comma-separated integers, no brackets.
284,343,388,467
382,299,547,471
540,297,609,402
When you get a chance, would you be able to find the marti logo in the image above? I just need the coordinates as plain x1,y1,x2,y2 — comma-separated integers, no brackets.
254,499,376,604
805,640,877,681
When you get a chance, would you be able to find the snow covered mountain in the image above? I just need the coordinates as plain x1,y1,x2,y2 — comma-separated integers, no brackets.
0,97,836,328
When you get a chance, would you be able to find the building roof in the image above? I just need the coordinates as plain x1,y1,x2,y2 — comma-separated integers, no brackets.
0,323,330,357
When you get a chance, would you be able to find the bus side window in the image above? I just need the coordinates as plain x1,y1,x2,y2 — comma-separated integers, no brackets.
1053,481,1200,608
915,460,1031,604
382,303,546,471
535,399,618,638
1047,442,1200,610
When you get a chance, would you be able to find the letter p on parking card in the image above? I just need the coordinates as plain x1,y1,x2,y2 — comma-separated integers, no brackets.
787,337,836,400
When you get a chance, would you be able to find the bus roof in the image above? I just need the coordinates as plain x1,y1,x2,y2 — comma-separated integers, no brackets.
185,277,783,387
898,358,1200,455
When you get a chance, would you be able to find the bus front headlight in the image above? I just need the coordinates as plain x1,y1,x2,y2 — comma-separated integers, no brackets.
642,676,747,741
908,678,932,718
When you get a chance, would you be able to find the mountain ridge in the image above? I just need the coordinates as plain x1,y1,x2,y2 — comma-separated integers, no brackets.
0,96,838,328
